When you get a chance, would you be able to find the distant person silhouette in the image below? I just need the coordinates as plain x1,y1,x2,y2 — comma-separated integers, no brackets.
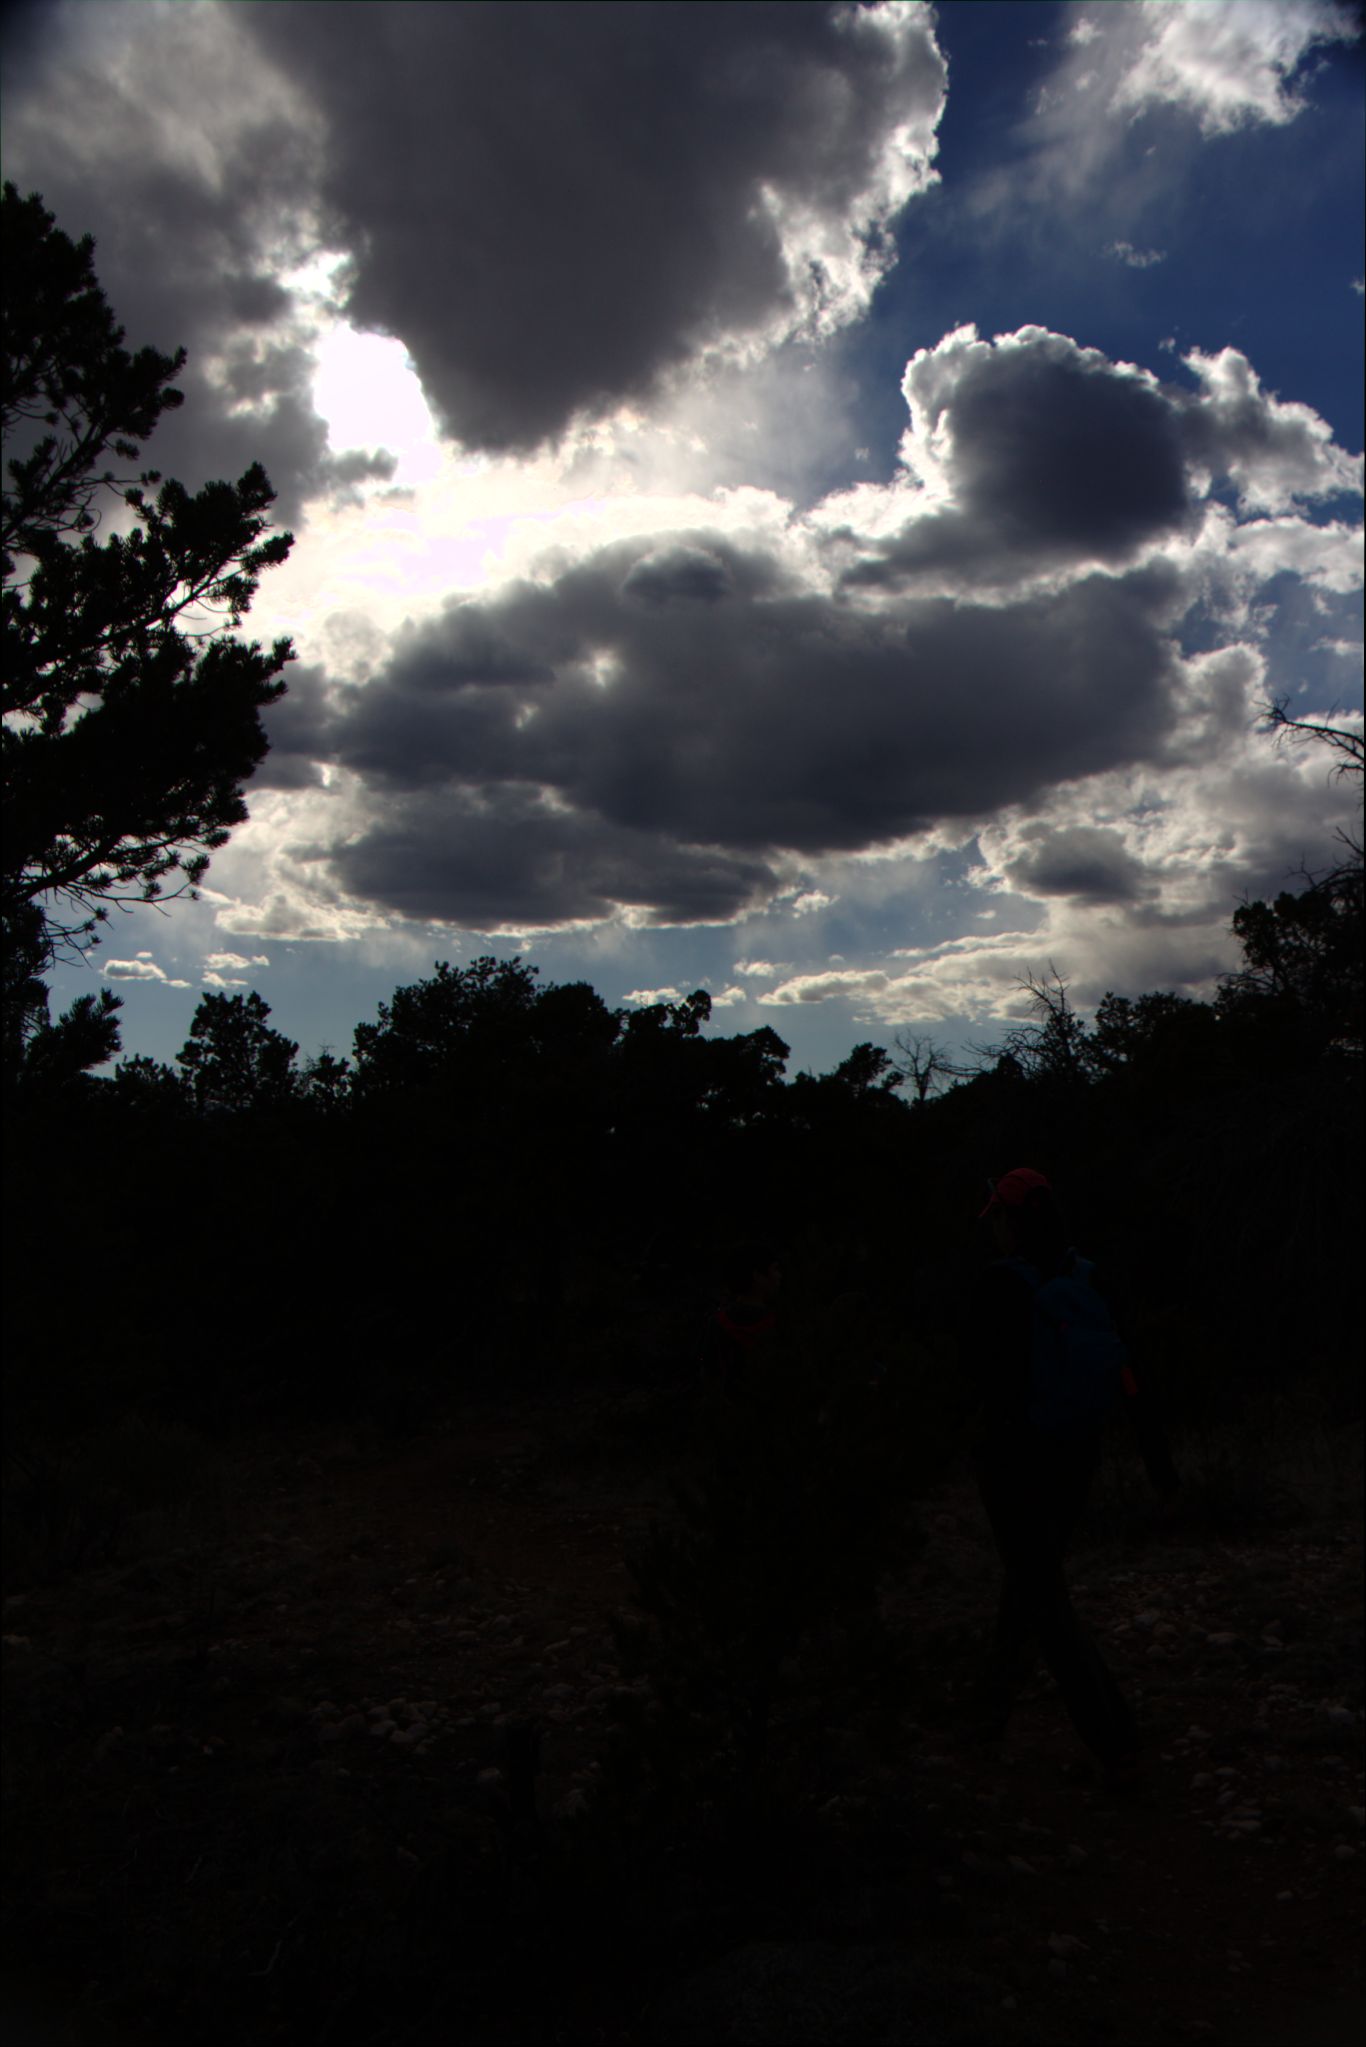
963,1167,1179,1779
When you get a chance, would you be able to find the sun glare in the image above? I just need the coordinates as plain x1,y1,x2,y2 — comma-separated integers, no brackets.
310,325,442,485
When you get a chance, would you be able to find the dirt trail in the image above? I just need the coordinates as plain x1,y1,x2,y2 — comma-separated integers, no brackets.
3,1387,1362,2044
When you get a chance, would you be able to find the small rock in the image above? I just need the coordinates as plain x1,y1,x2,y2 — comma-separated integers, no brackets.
1331,1844,1355,1862
369,1719,395,1739
1048,1933,1089,1957
1048,1958,1067,1981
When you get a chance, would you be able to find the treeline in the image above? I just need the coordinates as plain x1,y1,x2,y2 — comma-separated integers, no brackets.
3,833,1361,1448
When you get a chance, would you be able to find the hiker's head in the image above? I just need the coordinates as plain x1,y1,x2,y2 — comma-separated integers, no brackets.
721,1240,782,1305
979,1167,1068,1266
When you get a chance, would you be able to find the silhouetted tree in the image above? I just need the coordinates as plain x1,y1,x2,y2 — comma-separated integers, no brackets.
1,895,123,1099
997,967,1096,1087
697,1024,790,1127
1,183,293,972
891,1029,960,1105
351,955,542,1097
1090,990,1219,1079
176,989,299,1113
1217,705,1363,1058
108,1052,187,1112
298,1049,352,1113
828,1040,903,1095
16,986,122,1096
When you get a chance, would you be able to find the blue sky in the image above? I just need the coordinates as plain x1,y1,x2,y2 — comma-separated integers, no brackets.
5,0,1362,1078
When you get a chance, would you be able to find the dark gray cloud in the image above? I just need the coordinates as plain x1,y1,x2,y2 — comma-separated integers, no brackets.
242,0,945,451
328,785,780,929
1003,824,1155,905
3,2,945,507
253,666,334,791
279,531,1186,927
842,328,1194,589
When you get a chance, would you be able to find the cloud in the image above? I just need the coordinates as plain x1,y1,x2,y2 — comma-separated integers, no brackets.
1001,824,1157,905
0,0,376,525
1177,347,1363,513
202,972,249,989
103,957,165,981
1112,0,1358,137
2,2,946,511
827,326,1360,594
327,783,782,931
242,0,947,454
234,324,1359,941
1105,240,1166,268
624,988,683,1008
203,952,270,972
833,325,1195,589
997,1,1357,229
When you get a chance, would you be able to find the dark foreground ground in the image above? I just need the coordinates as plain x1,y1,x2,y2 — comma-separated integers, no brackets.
3,1385,1362,2045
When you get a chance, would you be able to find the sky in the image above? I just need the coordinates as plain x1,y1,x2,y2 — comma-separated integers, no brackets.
3,0,1363,1077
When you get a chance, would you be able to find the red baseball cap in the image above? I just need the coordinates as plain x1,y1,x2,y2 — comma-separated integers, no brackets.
979,1166,1051,1219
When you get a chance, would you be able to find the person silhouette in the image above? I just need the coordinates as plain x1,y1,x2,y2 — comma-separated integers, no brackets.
962,1167,1178,1779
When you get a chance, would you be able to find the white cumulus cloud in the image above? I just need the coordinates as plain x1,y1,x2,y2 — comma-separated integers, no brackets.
1114,0,1357,137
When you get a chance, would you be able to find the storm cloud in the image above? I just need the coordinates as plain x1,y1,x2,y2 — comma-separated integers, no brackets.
243,0,947,451
840,326,1195,589
271,540,1182,927
251,321,1360,936
1,2,945,510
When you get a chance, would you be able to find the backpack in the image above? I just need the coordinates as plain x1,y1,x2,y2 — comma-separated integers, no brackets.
997,1253,1127,1443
